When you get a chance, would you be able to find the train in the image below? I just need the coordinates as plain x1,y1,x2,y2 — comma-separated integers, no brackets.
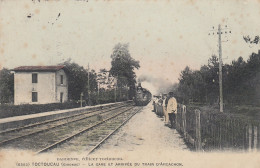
134,83,152,106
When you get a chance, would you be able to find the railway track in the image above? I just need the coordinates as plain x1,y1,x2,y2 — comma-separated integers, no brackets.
0,104,137,153
0,103,133,147
86,107,143,155
0,102,131,135
49,106,143,154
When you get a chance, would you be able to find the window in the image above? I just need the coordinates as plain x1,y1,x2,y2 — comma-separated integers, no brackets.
32,92,38,102
60,75,63,85
32,73,38,83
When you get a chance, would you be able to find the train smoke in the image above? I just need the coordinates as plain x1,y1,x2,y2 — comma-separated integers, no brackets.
138,74,173,95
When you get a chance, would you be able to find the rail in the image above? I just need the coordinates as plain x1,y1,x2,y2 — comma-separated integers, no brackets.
0,104,132,146
86,107,143,155
36,106,136,154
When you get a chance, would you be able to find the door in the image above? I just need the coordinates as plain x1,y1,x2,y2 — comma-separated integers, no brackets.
60,92,63,103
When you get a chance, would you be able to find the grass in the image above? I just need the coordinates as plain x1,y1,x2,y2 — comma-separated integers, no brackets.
188,103,260,121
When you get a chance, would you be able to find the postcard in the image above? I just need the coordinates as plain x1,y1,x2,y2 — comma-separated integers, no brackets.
0,0,260,168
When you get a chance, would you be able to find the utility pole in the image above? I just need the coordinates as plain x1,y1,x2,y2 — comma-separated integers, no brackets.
80,92,83,107
209,24,231,112
88,63,90,106
114,76,117,102
218,24,223,112
97,81,100,104
114,83,117,102
126,85,129,100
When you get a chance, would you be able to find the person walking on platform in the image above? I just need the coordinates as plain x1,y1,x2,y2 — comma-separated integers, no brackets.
154,96,159,113
152,96,157,112
162,94,168,124
166,92,177,128
157,95,164,116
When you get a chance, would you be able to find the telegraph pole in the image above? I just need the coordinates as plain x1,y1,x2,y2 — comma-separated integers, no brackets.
97,81,100,104
88,63,90,106
114,75,118,102
114,82,117,102
218,24,223,112
80,92,83,107
209,24,231,112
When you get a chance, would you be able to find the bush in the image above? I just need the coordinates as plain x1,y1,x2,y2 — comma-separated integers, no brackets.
0,101,80,119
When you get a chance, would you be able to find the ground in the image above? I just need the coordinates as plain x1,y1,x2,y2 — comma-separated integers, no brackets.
93,102,188,155
89,104,260,168
1,103,259,168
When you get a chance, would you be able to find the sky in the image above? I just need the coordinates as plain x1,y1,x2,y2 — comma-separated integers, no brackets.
1,0,260,94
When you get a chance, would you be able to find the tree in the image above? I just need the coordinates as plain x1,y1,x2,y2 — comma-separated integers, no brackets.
206,55,220,104
174,51,260,106
61,60,97,102
110,43,140,98
178,66,193,103
0,68,14,104
175,55,221,105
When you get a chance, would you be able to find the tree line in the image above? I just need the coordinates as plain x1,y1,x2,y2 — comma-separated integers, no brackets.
0,43,139,105
173,50,260,106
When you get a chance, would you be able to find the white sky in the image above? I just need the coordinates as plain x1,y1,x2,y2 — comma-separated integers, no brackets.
1,0,260,94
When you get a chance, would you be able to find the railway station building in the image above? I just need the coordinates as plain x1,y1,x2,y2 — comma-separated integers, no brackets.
12,66,68,105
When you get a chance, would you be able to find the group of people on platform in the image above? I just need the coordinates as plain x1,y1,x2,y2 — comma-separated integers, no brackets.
153,92,177,128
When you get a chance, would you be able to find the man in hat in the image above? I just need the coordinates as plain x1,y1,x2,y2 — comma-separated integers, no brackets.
166,92,177,128
162,94,168,124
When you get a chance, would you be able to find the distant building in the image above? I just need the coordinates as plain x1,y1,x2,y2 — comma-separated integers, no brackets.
12,66,68,105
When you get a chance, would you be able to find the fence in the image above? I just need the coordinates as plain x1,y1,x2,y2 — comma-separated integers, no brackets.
176,104,260,151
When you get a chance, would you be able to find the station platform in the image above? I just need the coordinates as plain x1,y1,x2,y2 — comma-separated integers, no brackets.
0,101,131,131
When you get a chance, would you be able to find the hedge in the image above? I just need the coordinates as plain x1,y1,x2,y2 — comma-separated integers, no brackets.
0,101,81,119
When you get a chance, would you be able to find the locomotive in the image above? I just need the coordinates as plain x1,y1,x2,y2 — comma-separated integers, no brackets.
134,83,152,106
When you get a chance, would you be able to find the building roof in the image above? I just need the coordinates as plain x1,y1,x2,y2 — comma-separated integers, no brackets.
12,65,65,72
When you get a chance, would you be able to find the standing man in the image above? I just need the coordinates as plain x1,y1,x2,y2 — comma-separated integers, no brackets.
152,95,157,112
162,94,168,124
152,96,155,112
158,94,164,116
166,92,177,128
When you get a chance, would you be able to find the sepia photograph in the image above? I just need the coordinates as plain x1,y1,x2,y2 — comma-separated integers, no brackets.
0,0,260,167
